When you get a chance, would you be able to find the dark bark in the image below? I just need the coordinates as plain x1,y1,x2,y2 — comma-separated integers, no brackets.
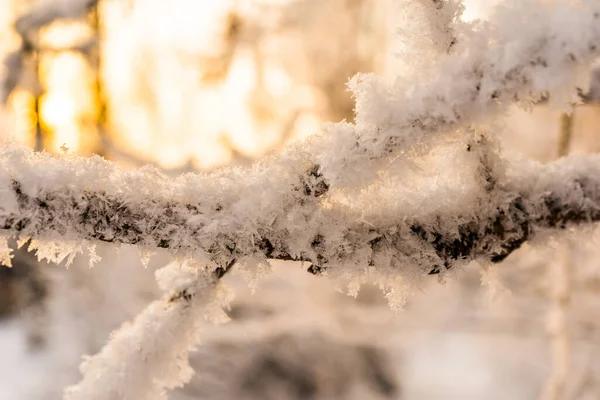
3,162,600,278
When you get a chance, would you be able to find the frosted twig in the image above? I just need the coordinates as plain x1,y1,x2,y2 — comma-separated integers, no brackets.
2,142,600,289
540,111,574,400
63,261,233,400
320,0,600,185
557,112,574,158
395,0,466,69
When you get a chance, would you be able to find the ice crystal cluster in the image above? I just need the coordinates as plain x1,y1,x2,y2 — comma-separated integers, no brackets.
2,0,600,398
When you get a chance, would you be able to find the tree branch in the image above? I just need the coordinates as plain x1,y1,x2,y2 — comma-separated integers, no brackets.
319,1,600,185
1,1,599,289
2,144,600,281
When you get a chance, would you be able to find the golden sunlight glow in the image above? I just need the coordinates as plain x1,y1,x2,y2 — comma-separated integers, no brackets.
6,0,345,169
4,90,36,147
222,52,264,155
54,124,80,153
39,21,93,50
38,47,96,153
294,113,322,142
100,0,310,170
40,92,80,151
40,92,76,127
1,0,504,167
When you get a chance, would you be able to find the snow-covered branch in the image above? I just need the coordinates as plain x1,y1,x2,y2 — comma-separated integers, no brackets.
63,261,232,400
0,1,599,299
2,140,600,293
395,0,466,68
320,0,600,185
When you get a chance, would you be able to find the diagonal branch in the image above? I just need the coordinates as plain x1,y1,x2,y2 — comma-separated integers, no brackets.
318,1,600,185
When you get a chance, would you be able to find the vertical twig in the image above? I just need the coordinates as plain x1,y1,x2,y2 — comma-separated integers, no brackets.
557,111,573,158
540,110,575,400
33,77,43,151
90,0,108,157
31,46,44,151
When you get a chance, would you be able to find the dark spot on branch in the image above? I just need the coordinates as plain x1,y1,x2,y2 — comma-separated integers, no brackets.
447,38,457,53
310,234,324,249
301,165,330,197
307,264,324,275
215,258,237,279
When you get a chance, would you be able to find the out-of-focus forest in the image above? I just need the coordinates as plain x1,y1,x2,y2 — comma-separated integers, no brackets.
1,0,600,399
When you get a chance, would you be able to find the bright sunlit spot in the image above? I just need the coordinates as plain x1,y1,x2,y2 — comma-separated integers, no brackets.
40,92,76,127
39,50,94,153
39,21,93,50
4,90,36,147
4,0,495,165
97,0,320,170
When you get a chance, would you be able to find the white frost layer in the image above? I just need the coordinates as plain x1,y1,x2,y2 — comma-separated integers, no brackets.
63,261,232,400
320,0,600,185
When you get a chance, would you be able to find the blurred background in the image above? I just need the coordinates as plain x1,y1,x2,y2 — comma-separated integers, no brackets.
1,0,600,399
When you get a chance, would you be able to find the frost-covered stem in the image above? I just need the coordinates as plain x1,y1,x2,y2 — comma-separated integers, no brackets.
540,120,574,400
321,1,600,185
64,262,232,400
2,145,600,278
540,245,572,400
396,0,465,64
